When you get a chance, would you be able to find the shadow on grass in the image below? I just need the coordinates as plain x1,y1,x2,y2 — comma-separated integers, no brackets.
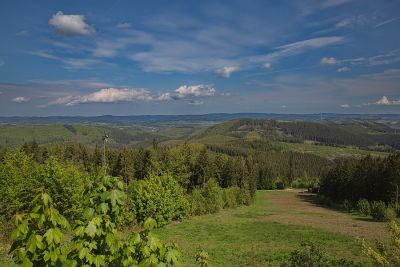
296,193,379,222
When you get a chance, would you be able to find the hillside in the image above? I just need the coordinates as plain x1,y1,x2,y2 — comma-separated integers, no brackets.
193,119,400,150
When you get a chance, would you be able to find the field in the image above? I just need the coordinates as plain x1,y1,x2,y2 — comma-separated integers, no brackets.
155,190,388,266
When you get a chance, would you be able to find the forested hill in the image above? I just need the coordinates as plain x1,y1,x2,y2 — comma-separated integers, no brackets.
0,113,399,125
194,119,400,149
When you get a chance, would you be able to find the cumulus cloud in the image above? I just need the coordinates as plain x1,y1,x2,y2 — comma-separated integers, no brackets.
47,84,217,106
321,57,340,65
12,96,29,103
52,88,152,106
49,11,95,36
174,84,216,98
375,96,400,105
215,66,240,78
337,66,350,72
340,104,350,108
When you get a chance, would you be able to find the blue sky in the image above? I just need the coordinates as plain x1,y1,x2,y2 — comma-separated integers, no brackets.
0,0,399,116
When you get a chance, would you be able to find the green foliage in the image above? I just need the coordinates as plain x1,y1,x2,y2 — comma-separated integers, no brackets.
221,186,240,208
0,151,87,222
188,179,223,216
9,193,72,267
281,242,363,267
341,200,353,212
195,250,210,267
384,208,397,222
9,176,182,267
371,201,389,221
320,153,400,203
357,199,371,216
129,173,189,227
359,220,400,266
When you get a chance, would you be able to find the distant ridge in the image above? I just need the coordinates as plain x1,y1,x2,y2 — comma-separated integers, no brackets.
0,113,399,125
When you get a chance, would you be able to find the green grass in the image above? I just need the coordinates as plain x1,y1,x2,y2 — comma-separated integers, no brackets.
154,191,371,266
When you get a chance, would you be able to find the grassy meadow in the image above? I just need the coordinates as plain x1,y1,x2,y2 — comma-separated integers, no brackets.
154,190,384,266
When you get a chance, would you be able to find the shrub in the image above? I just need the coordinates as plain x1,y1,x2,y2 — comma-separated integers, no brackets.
359,220,400,266
201,179,223,214
195,250,210,267
10,176,182,267
129,173,189,227
357,199,371,216
188,179,224,215
384,207,397,221
9,193,72,267
282,242,362,267
341,200,353,212
0,152,87,222
370,201,388,221
221,187,240,209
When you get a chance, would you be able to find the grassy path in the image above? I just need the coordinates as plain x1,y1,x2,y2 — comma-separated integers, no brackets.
155,190,387,266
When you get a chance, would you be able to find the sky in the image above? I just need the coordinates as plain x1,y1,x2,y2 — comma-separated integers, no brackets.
0,0,399,116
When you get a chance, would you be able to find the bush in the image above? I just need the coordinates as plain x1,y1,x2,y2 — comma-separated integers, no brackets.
384,207,397,221
129,173,189,227
281,242,362,267
222,187,240,208
341,200,353,212
10,176,182,267
0,152,87,222
370,201,387,221
188,179,224,216
357,199,371,216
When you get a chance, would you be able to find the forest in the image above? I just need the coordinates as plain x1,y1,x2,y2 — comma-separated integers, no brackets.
0,118,400,266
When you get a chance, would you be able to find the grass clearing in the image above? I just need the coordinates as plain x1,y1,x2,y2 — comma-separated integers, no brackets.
155,190,386,266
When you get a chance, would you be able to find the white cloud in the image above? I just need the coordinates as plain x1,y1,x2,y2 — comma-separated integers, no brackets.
32,51,100,69
340,104,350,108
262,62,272,70
52,88,152,106
12,96,29,103
375,16,400,28
215,66,240,78
47,84,218,106
375,96,400,105
175,84,216,98
337,66,350,72
321,57,340,65
117,22,132,29
251,36,345,63
49,11,95,36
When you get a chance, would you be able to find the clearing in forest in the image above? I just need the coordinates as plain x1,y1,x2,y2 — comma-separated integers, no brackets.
155,190,388,266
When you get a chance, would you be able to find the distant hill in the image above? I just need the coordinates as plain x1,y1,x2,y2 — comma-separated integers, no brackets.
192,118,400,150
0,113,399,125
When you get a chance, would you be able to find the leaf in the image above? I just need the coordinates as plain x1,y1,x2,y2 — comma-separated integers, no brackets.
85,221,97,238
93,255,105,267
143,218,157,230
27,234,37,253
110,189,124,208
41,193,52,207
44,228,63,245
